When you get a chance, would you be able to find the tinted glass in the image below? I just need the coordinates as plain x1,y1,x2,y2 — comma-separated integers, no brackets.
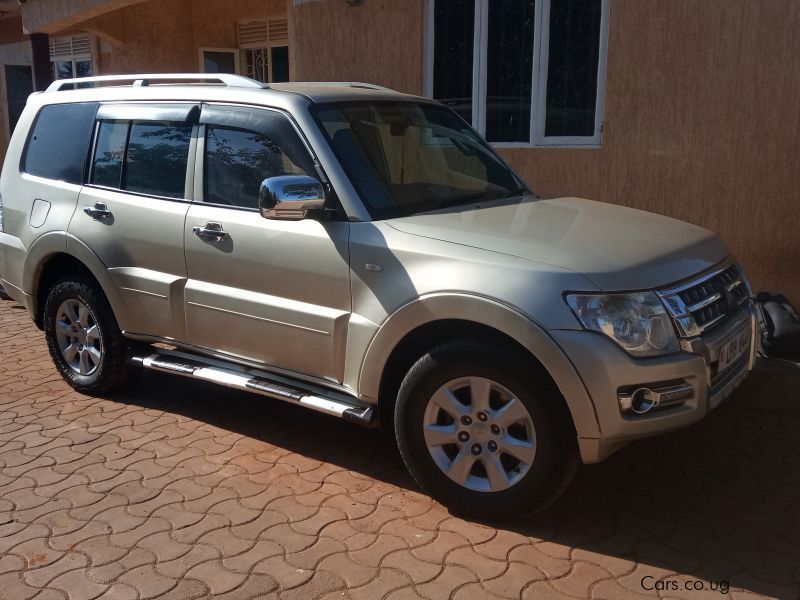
24,102,98,184
432,0,474,124
486,0,535,142
54,61,72,80
205,126,309,209
545,0,602,137
4,65,33,133
125,122,192,198
75,60,94,88
315,102,525,220
203,51,236,74
91,121,128,189
271,46,290,83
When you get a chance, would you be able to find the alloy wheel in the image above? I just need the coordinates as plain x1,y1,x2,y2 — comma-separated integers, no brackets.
422,376,536,492
54,299,103,376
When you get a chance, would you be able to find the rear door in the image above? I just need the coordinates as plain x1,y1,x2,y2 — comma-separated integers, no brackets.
183,104,351,382
69,103,198,340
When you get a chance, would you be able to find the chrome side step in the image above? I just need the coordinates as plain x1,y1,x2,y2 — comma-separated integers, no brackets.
129,350,376,427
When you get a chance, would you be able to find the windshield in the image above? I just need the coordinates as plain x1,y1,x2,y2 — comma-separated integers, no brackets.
312,101,529,219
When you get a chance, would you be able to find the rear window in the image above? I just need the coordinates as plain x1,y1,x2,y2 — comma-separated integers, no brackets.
23,102,98,184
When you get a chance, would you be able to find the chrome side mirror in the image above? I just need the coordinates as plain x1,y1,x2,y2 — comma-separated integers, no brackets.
259,175,326,220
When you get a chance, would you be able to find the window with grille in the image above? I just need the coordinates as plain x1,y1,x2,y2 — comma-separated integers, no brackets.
50,35,94,84
237,18,290,84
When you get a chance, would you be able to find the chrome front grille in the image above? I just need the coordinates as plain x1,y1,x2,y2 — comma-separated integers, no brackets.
658,263,751,338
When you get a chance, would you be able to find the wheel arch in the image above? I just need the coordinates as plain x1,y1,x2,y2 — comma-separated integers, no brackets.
25,236,124,330
359,293,600,439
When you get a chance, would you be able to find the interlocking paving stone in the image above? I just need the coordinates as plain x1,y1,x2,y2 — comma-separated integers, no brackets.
0,297,798,598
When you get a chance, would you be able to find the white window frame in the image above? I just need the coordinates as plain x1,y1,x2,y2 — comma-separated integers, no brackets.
50,34,95,80
424,0,610,148
198,47,241,75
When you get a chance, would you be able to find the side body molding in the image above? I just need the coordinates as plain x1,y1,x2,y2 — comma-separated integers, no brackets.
356,293,601,439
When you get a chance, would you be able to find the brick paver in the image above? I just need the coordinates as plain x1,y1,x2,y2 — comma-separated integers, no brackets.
0,296,799,599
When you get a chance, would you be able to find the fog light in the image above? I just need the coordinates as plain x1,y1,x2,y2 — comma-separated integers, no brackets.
618,381,694,415
629,388,657,414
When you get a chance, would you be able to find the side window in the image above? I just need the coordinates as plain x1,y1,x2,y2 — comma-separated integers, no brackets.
24,102,98,184
204,125,311,209
91,121,128,189
125,122,192,199
89,120,192,199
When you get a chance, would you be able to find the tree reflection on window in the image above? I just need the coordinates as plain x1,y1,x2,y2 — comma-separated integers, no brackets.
125,123,192,199
205,126,307,209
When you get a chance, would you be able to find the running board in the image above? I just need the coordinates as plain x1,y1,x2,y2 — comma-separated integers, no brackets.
129,351,376,427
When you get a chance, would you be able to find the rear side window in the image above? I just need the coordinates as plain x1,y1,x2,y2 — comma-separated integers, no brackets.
89,120,192,199
23,102,98,184
91,121,127,188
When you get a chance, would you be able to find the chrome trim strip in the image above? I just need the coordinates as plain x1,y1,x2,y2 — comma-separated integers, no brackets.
685,292,722,313
695,312,726,332
657,259,735,297
657,259,746,338
727,279,743,292
618,382,695,414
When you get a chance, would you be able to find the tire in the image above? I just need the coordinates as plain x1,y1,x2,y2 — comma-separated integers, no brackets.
43,278,137,395
395,340,578,520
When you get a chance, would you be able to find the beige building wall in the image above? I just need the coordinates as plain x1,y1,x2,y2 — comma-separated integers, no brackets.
291,0,800,304
290,0,425,94
79,0,287,75
2,0,797,302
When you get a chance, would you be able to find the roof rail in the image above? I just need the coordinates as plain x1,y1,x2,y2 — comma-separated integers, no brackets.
300,81,397,92
46,73,269,93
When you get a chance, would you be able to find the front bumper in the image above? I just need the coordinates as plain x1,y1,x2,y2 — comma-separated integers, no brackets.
552,301,757,463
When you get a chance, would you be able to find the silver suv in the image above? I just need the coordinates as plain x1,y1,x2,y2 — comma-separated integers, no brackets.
0,74,756,518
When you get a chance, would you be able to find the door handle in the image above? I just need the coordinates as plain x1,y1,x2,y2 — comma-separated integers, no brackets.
192,222,229,242
83,202,112,220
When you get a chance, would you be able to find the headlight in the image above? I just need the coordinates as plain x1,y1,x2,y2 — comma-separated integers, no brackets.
566,292,679,357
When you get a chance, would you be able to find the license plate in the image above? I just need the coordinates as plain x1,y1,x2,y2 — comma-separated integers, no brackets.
717,328,750,373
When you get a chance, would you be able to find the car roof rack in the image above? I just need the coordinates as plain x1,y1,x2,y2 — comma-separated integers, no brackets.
46,73,269,92
297,81,397,92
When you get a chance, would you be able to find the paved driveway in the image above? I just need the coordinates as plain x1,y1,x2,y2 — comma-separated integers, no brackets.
0,297,798,599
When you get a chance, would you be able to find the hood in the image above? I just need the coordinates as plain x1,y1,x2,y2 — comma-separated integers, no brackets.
385,196,729,291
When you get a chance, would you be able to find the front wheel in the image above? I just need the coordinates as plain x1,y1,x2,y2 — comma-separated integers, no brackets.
43,279,136,395
395,340,578,519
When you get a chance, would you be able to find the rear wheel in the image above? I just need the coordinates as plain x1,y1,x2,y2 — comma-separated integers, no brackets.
395,340,578,519
43,279,136,394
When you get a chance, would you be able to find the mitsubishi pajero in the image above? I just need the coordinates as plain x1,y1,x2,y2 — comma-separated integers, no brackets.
0,74,757,518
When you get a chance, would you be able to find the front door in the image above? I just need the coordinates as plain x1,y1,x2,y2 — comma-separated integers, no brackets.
69,104,198,340
183,104,351,382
